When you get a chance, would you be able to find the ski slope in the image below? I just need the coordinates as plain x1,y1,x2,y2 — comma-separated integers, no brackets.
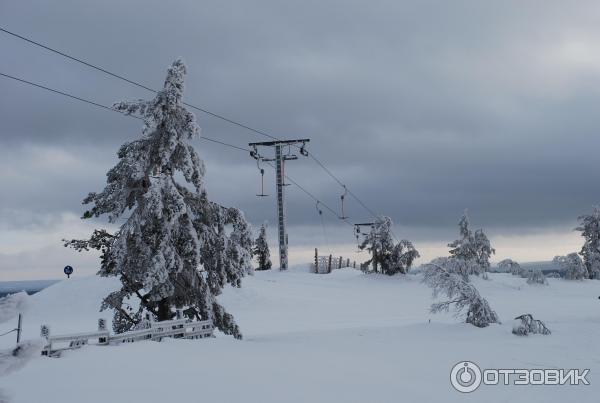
1,265,599,403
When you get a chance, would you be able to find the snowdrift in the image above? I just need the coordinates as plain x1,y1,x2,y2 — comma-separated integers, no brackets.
1,266,599,403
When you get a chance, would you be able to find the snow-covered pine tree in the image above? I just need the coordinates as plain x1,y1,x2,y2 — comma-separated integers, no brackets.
553,253,588,280
498,258,523,276
358,216,419,275
448,210,495,276
576,206,600,279
64,60,252,338
422,261,499,327
448,211,474,260
253,223,272,271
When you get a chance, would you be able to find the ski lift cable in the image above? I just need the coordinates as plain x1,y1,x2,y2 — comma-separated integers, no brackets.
0,73,252,152
262,161,354,228
0,71,357,236
0,26,384,227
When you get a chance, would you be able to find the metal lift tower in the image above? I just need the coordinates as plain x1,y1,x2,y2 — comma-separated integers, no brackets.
249,139,310,270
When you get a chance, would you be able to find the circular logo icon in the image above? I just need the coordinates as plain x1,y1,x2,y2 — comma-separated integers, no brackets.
450,361,482,393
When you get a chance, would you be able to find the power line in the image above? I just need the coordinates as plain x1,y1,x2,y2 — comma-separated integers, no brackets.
0,70,349,228
262,161,353,227
0,72,253,153
0,25,381,222
199,136,249,152
0,26,279,141
0,72,127,117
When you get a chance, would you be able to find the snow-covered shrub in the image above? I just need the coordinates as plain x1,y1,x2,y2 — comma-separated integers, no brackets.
0,292,29,324
526,270,548,285
498,258,523,276
447,210,495,277
512,314,551,336
422,262,500,327
576,206,600,279
253,223,272,271
64,60,252,339
359,216,419,275
553,253,588,280
388,240,420,275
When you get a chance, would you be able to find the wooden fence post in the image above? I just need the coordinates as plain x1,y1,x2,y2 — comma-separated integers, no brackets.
328,255,332,273
314,248,319,273
338,256,342,269
353,261,356,268
346,258,350,268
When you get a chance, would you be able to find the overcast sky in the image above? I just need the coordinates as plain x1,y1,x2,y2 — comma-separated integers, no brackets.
2,1,600,280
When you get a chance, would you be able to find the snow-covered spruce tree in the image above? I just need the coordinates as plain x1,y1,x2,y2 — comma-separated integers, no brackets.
526,270,548,285
553,253,588,280
427,257,480,281
422,261,499,327
448,210,495,277
64,60,252,338
576,206,600,279
498,258,523,276
253,223,272,271
359,216,419,275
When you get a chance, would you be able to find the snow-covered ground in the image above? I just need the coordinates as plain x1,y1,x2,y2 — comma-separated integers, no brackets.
1,265,599,402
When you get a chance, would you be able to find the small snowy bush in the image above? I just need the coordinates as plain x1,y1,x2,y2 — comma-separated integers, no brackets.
526,270,548,285
422,262,500,328
512,314,551,336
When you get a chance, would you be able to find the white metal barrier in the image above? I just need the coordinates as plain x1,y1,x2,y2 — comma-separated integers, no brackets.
41,316,214,357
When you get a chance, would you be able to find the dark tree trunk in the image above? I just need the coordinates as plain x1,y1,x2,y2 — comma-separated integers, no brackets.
157,298,172,321
373,249,378,273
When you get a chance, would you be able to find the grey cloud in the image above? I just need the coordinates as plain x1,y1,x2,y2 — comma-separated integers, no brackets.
1,0,600,265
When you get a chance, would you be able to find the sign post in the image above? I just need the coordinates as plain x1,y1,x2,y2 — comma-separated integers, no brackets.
64,265,73,278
